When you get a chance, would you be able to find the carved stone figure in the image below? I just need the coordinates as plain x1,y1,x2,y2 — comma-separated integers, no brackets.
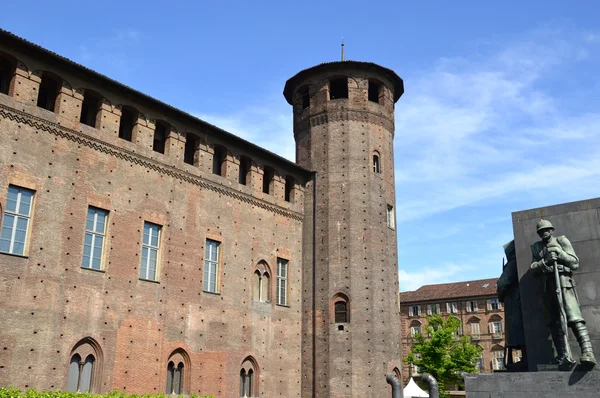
497,240,527,370
530,219,596,369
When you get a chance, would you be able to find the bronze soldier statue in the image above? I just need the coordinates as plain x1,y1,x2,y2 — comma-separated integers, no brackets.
530,219,596,369
497,240,527,370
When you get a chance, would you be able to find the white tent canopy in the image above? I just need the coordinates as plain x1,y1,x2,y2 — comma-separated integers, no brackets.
403,377,429,398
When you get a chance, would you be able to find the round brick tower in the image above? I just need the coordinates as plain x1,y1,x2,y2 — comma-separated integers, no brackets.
284,61,404,397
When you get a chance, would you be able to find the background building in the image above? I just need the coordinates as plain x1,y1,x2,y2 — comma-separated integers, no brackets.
0,29,404,397
399,278,507,384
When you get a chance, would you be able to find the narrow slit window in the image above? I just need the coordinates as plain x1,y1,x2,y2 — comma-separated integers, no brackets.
276,258,288,306
373,154,380,173
82,207,108,270
37,73,60,112
118,107,137,142
140,222,161,281
386,205,395,229
153,122,168,154
0,185,34,255
329,78,348,100
204,239,220,293
184,134,199,165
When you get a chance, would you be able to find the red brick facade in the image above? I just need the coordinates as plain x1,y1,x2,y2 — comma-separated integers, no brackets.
400,278,508,385
0,30,405,397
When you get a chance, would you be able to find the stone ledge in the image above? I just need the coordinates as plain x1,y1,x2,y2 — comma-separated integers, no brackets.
464,370,600,397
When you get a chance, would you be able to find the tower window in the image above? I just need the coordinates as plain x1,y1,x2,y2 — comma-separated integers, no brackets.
37,72,61,112
298,85,310,109
373,154,380,173
212,145,227,176
285,176,295,202
184,134,199,165
387,205,395,229
0,54,16,95
239,156,251,186
80,90,101,128
335,301,348,323
368,80,382,103
153,121,169,154
262,166,274,195
329,78,348,100
118,106,137,142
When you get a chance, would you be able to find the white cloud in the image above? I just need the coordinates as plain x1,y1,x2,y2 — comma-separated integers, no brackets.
399,264,476,292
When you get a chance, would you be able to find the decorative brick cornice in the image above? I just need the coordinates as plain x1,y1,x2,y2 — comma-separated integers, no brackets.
0,103,304,222
294,108,394,135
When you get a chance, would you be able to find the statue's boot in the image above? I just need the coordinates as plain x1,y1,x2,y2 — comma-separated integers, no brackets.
551,326,576,370
574,322,597,366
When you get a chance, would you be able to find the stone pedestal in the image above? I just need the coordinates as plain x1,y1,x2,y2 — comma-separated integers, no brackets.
464,370,600,397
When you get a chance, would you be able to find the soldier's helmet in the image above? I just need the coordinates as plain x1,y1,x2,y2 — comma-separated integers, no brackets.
536,219,554,232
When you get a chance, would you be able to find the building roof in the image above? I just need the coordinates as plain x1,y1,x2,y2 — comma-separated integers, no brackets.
283,60,404,104
0,28,312,180
400,278,499,304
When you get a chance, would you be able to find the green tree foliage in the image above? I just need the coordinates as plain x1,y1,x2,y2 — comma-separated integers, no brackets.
0,387,215,398
404,314,482,396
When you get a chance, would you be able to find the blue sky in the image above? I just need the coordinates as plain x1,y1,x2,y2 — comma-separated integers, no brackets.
2,1,600,291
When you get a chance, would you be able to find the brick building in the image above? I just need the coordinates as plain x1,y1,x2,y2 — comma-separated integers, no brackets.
0,29,404,397
399,278,509,383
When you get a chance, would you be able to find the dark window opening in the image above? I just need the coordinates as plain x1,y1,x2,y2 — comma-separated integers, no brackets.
335,301,348,323
299,86,310,109
0,56,16,95
239,156,251,185
338,325,344,331
184,134,199,165
285,176,295,202
212,145,226,176
262,166,274,195
67,353,95,393
37,73,61,112
153,121,168,154
368,80,381,103
373,154,380,173
80,91,101,127
118,106,137,142
166,361,183,395
329,78,348,100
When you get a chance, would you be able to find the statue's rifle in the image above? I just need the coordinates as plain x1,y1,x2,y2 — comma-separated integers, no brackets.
553,257,573,361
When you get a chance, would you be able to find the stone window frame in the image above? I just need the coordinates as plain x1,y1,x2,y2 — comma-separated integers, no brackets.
81,206,108,271
165,348,191,395
140,221,162,282
386,204,395,230
0,185,35,256
275,257,289,306
240,356,259,398
253,260,271,303
66,337,103,393
204,238,221,294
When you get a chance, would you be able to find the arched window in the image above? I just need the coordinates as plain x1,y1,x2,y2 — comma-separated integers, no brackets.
0,53,16,96
262,166,274,195
332,293,350,328
239,156,252,186
253,261,271,303
212,145,227,176
66,337,103,393
153,121,169,154
409,320,422,337
285,176,296,203
240,357,258,397
67,353,95,392
329,77,348,100
80,90,102,127
37,72,62,112
373,153,380,173
118,106,138,142
166,349,190,395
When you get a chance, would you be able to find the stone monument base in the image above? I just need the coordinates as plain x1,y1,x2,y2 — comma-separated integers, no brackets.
464,370,600,397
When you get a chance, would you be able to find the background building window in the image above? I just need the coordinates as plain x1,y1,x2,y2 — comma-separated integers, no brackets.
204,239,220,293
410,322,422,337
426,303,440,315
140,222,161,281
492,349,505,370
488,298,501,310
0,185,34,255
82,207,107,270
447,302,458,314
466,300,478,312
409,305,421,317
276,258,288,306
